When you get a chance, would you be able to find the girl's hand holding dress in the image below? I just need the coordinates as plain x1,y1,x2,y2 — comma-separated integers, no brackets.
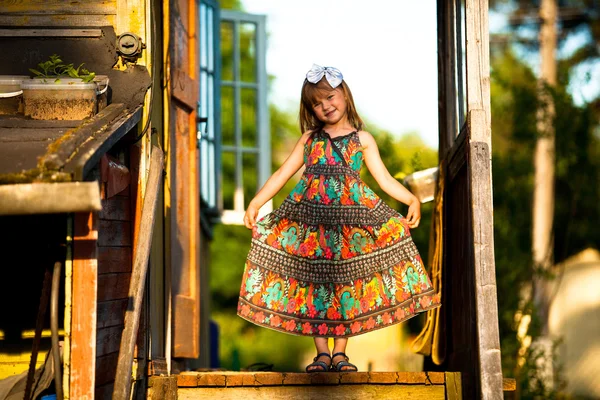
405,199,421,228
243,203,259,229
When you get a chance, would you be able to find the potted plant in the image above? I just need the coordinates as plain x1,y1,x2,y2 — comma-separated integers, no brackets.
21,54,108,120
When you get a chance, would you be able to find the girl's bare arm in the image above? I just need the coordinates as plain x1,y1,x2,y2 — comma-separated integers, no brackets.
359,131,421,228
243,131,311,229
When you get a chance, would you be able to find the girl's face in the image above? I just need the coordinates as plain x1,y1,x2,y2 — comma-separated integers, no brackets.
311,88,348,126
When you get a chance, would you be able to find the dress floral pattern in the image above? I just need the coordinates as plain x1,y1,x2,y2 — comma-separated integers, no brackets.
237,130,441,337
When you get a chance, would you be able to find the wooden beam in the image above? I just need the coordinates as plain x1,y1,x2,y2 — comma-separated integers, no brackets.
0,182,101,216
0,28,102,37
70,212,98,399
112,146,164,400
468,110,503,399
466,0,492,143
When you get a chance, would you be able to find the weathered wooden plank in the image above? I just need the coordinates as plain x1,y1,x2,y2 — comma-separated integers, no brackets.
100,195,131,221
171,70,199,110
0,0,115,14
468,111,503,399
98,247,132,274
98,273,131,301
98,220,132,247
0,14,115,27
112,147,163,400
446,126,468,183
175,372,447,387
466,0,491,143
178,386,446,400
95,382,115,400
148,376,178,400
97,299,128,328
39,104,127,171
0,28,102,37
169,0,201,361
445,372,462,400
96,325,124,357
0,182,101,215
71,212,98,400
96,352,118,387
65,105,143,181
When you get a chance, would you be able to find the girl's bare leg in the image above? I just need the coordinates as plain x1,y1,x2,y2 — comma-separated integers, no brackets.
306,337,331,372
332,338,356,371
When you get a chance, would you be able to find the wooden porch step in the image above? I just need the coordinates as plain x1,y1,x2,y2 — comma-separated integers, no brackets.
148,371,516,399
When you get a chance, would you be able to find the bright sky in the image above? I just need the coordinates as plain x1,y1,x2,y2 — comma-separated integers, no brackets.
241,0,440,148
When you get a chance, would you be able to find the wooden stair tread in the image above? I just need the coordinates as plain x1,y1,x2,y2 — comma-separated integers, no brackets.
173,371,444,387
162,371,515,390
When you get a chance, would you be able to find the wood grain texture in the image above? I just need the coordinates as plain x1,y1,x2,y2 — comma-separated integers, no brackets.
97,273,131,301
178,386,446,400
0,0,116,14
97,299,128,328
174,372,446,387
71,212,98,400
98,220,132,247
445,372,463,400
97,247,133,274
0,14,115,27
96,325,124,357
39,104,126,171
0,182,101,215
112,147,164,400
0,28,102,37
100,195,131,221
465,0,491,144
469,111,503,400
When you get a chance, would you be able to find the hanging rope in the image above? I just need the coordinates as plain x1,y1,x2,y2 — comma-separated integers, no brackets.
411,161,446,365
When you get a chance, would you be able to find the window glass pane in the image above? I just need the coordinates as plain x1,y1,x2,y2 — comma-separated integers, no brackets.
221,22,234,81
207,7,214,72
208,74,214,140
200,71,208,119
221,151,236,210
200,4,207,69
241,88,257,147
242,153,257,209
240,23,256,83
208,144,216,208
221,86,234,146
200,139,209,202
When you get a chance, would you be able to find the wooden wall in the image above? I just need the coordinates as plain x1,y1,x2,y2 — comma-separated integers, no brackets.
0,1,117,27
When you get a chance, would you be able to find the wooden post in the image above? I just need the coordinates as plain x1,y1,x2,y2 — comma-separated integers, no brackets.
465,0,504,398
113,147,164,400
70,212,98,400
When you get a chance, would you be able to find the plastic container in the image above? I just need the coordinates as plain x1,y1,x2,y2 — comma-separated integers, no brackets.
403,166,439,203
0,75,30,115
21,78,101,120
94,75,110,112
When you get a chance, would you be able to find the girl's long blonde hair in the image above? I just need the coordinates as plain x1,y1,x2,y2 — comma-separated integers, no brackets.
299,77,364,134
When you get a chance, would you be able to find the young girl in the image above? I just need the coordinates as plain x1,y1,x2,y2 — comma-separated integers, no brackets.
237,64,441,372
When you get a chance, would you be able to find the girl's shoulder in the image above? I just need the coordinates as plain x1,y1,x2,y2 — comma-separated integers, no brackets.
300,129,316,144
357,130,375,147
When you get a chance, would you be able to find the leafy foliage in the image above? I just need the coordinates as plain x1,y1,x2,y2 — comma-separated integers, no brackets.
29,54,96,83
491,47,600,398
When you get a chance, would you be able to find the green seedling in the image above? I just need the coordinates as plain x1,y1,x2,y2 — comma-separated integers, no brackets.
29,54,96,83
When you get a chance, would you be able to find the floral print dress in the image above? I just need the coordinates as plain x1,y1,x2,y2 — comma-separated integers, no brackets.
237,130,441,337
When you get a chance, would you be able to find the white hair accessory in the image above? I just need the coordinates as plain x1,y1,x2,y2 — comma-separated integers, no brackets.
305,64,343,88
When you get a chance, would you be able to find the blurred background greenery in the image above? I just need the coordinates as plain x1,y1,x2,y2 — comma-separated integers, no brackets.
210,0,600,398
